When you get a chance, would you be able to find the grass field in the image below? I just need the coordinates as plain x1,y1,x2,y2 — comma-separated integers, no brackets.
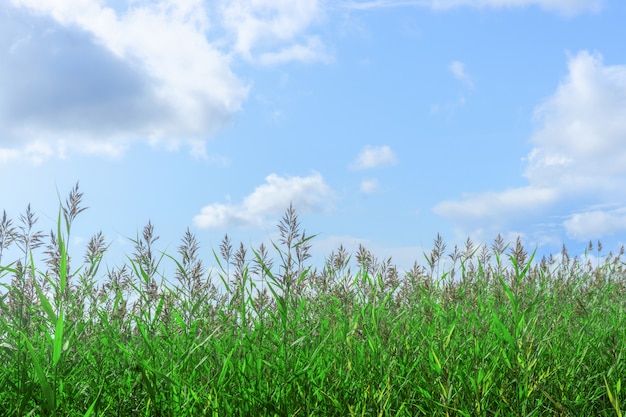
0,184,624,416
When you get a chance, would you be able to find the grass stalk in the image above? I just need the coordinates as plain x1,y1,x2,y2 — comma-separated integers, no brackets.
0,186,624,415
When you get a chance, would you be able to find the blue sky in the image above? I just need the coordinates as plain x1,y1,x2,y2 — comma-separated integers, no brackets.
1,0,626,274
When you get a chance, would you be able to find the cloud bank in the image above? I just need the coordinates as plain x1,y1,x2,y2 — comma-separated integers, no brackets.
434,51,626,243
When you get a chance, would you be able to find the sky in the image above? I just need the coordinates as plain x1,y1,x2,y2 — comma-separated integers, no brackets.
1,0,626,276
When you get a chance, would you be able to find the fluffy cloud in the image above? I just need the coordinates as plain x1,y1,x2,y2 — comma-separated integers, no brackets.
351,145,398,170
193,172,335,229
434,51,626,242
0,0,328,162
1,0,247,159
525,51,626,188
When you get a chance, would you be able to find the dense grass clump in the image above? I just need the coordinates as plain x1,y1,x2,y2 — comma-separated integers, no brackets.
0,184,624,416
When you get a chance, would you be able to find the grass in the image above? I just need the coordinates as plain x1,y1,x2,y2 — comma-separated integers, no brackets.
0,183,624,416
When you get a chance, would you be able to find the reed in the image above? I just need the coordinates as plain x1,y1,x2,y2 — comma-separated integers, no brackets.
0,184,623,416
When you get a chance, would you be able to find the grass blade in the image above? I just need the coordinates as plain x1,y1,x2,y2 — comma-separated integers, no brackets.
23,332,55,413
52,310,65,367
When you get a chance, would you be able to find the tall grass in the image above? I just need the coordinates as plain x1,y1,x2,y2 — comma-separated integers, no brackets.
0,184,624,416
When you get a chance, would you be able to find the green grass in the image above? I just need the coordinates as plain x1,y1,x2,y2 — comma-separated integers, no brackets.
0,183,624,416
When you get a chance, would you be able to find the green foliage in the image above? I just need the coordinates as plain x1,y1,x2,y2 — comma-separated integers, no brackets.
0,184,624,416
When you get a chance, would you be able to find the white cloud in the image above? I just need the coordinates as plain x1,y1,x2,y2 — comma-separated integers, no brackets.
449,60,473,88
430,0,603,14
193,172,335,229
434,51,626,242
338,1,428,10
434,186,558,222
1,0,247,160
360,178,381,193
0,0,331,163
525,51,626,188
192,202,256,229
351,145,398,170
217,0,328,64
564,207,626,240
340,0,603,14
258,36,332,66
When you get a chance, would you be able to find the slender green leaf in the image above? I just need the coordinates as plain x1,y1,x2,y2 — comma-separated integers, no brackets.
491,310,515,348
52,310,64,366
23,333,55,412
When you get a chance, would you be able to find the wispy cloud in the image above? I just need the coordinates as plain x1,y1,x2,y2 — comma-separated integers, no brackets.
339,0,603,14
217,0,328,64
351,145,398,170
193,172,335,229
564,206,626,240
449,60,473,88
339,0,429,10
434,51,626,243
360,178,381,193
257,36,332,66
